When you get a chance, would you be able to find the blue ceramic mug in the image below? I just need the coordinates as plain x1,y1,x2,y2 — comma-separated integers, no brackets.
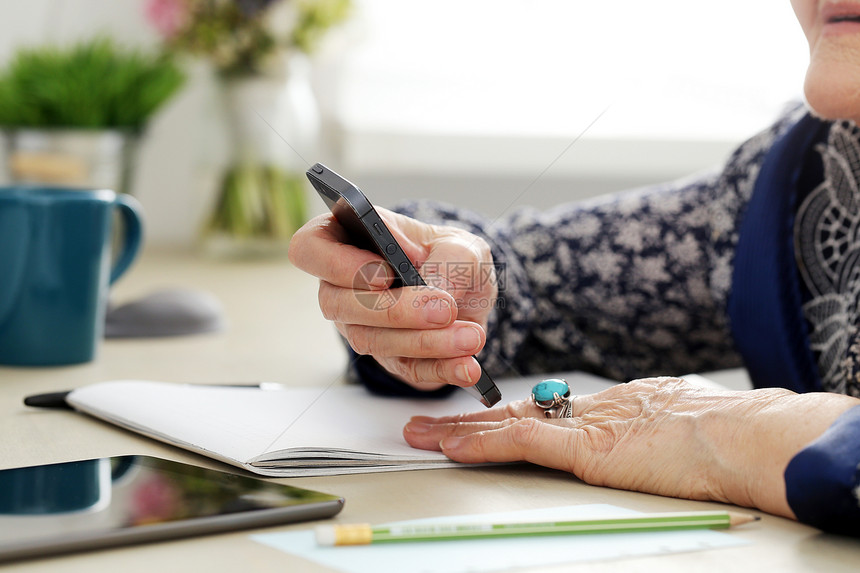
0,187,143,365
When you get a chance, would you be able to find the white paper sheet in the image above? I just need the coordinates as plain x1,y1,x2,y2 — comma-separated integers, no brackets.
67,372,618,477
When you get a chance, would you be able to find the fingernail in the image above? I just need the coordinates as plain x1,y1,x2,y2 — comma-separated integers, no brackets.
454,326,481,352
456,364,473,384
405,422,432,434
440,436,463,451
423,298,452,325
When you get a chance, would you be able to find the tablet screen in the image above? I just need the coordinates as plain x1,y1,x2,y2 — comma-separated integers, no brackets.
0,455,344,562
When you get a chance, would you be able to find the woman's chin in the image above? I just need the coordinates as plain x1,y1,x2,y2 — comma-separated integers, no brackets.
803,63,860,124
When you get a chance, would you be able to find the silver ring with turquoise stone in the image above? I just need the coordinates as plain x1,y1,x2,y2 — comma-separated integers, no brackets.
531,378,573,419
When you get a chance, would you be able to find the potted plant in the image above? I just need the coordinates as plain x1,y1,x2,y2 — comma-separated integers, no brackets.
147,0,351,256
0,37,185,196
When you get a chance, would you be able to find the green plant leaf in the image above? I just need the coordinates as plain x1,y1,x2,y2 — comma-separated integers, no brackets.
0,37,185,129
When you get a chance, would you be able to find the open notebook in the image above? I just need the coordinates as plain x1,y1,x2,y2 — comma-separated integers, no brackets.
66,372,616,478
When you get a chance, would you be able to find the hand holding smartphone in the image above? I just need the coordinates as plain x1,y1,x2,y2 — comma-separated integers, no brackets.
306,163,501,408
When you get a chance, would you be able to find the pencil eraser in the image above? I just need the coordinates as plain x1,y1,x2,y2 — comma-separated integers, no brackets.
315,525,336,546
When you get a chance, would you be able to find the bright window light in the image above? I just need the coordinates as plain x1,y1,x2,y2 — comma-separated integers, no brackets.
335,1,809,141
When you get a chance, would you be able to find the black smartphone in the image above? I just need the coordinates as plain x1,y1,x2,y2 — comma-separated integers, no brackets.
0,455,344,563
306,162,501,408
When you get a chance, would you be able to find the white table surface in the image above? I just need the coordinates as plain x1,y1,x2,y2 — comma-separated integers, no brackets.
0,248,857,572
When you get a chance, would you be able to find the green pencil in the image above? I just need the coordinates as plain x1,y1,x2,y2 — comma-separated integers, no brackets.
315,511,759,546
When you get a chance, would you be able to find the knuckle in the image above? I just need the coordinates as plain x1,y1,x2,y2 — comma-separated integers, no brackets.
345,325,373,356
377,357,403,380
472,235,493,262
317,283,339,321
384,295,411,325
625,378,661,391
416,330,436,356
432,359,449,384
469,432,490,458
508,418,543,449
504,401,527,418
457,245,480,267
559,432,583,476
414,358,445,385
398,358,421,384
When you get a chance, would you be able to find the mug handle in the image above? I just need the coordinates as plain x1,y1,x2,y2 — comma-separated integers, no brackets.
110,194,144,284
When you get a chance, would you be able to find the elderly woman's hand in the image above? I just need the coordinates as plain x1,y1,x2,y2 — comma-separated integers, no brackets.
289,207,497,391
404,377,860,517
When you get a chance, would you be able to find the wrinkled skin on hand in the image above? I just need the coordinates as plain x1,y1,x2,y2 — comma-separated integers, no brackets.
289,207,497,391
404,377,860,518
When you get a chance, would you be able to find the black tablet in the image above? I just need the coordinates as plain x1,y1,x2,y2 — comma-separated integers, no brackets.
0,455,344,563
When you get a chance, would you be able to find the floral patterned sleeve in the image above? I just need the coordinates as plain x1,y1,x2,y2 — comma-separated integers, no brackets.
396,176,737,381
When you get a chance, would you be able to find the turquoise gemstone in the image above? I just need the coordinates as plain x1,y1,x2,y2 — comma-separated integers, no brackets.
531,379,570,403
